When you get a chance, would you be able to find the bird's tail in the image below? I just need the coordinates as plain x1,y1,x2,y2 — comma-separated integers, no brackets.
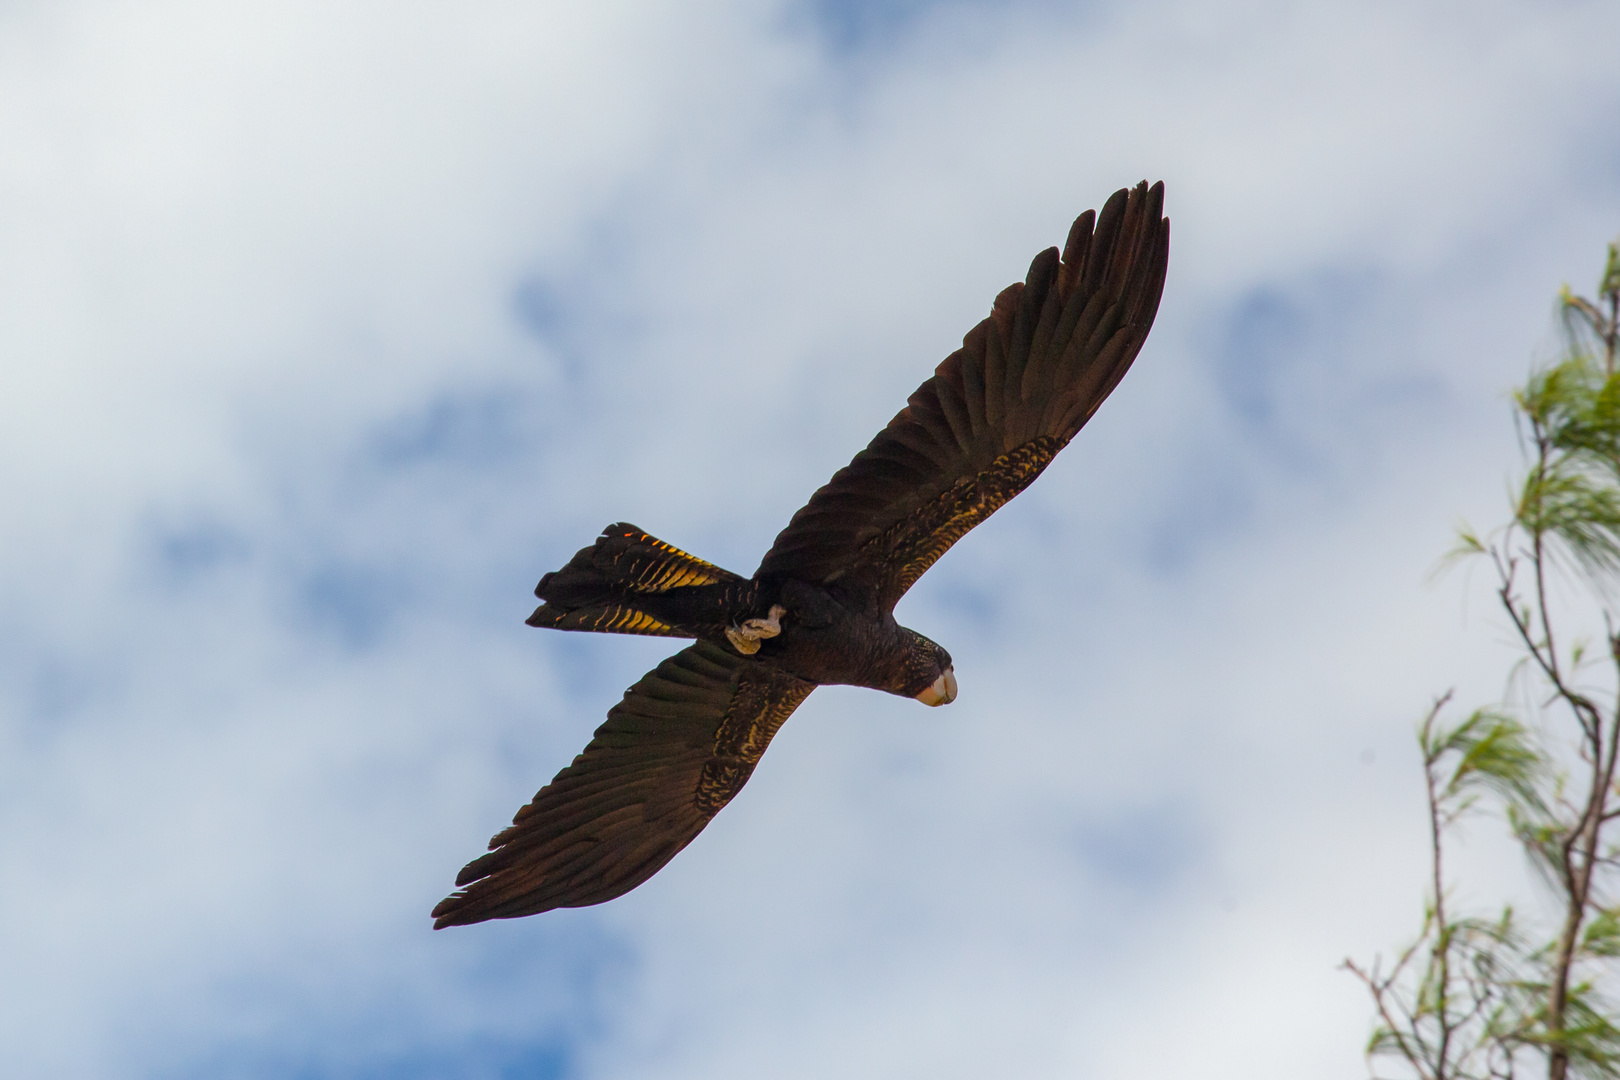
527,523,745,637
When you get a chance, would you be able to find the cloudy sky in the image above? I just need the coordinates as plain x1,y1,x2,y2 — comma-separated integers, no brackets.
3,1,1619,1077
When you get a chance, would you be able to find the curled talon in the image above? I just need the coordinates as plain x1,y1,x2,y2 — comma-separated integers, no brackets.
726,604,787,654
725,626,761,654
744,604,786,638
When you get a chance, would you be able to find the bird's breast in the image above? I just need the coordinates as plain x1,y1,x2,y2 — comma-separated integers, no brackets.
757,583,909,692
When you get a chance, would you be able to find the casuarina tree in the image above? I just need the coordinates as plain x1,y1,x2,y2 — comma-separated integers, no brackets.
1347,239,1620,1080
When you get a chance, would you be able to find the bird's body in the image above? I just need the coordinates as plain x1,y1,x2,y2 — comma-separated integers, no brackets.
534,532,948,697
432,182,1169,928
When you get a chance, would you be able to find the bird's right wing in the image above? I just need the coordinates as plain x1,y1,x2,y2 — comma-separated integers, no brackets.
756,181,1168,611
432,642,814,927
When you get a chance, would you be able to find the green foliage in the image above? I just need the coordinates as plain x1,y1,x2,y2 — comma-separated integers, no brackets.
1513,354,1620,580
1348,240,1620,1080
1582,911,1620,960
1427,708,1545,815
1558,241,1620,375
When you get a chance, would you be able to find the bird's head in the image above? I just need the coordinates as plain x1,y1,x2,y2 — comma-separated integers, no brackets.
901,629,957,707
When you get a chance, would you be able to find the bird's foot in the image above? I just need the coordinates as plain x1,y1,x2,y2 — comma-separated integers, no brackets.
725,604,786,655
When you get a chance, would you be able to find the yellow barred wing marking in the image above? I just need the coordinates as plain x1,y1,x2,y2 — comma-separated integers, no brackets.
603,528,740,593
873,436,1065,601
596,607,678,635
528,526,747,639
544,605,680,636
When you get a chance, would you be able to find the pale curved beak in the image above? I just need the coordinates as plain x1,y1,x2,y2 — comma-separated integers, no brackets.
915,667,958,707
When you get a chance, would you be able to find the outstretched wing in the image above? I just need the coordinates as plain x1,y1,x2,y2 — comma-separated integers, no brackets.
432,642,814,927
756,181,1169,610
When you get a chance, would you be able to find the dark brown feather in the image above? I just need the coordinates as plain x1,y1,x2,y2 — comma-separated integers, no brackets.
755,181,1169,609
527,523,748,638
431,641,814,926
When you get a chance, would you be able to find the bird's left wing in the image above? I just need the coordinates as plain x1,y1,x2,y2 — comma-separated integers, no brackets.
756,181,1168,611
432,641,813,927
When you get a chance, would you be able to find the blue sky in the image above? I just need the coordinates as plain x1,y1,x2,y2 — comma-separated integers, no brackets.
2,1,1619,1077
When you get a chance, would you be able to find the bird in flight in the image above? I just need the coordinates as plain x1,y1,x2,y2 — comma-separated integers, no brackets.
433,181,1169,928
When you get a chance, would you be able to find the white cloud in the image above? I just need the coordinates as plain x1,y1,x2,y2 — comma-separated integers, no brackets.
1,0,1618,1077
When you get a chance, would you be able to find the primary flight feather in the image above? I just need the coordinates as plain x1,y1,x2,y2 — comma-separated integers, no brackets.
432,181,1170,928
